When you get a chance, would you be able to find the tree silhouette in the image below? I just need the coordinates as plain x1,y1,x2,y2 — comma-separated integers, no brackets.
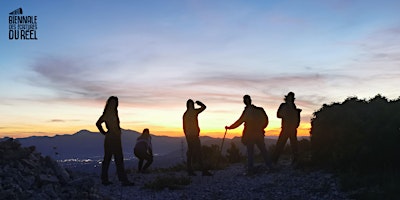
311,95,400,172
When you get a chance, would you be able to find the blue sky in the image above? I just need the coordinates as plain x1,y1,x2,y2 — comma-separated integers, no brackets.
1,0,400,138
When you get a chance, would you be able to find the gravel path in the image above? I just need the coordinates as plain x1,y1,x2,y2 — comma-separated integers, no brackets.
96,162,349,200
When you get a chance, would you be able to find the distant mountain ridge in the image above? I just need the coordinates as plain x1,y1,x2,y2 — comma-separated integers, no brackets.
9,129,291,162
15,129,186,160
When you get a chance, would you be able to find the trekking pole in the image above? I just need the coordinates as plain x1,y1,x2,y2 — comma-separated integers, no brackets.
216,128,228,169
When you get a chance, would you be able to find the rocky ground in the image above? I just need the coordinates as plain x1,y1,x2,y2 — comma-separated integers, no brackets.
1,138,350,200
0,139,104,199
98,162,350,200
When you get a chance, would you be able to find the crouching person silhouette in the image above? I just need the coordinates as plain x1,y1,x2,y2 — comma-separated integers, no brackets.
96,96,134,186
134,128,153,173
225,95,272,175
183,99,212,176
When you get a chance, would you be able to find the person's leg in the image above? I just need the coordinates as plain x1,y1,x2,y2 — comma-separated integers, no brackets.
115,149,134,186
186,140,195,175
134,148,143,172
246,143,255,173
192,138,212,176
272,129,289,163
101,140,113,184
101,154,112,183
142,153,153,171
193,138,203,168
113,143,129,183
138,159,144,172
255,139,272,167
289,128,299,163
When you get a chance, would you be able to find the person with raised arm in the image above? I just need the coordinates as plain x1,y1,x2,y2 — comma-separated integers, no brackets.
183,99,212,176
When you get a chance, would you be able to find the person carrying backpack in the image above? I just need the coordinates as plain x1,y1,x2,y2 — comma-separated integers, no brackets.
272,92,301,165
225,95,272,175
134,128,153,173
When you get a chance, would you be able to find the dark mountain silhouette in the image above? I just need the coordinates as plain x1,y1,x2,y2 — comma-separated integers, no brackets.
16,129,187,160
14,129,281,161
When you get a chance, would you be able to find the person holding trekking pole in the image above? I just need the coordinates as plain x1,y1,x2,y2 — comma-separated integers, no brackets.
225,95,272,175
183,99,213,176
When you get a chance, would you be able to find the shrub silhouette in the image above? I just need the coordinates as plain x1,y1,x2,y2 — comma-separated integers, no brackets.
144,175,191,190
226,142,244,163
201,144,228,169
311,95,400,172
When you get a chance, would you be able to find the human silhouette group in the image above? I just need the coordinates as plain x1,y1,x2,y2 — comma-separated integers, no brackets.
96,92,301,186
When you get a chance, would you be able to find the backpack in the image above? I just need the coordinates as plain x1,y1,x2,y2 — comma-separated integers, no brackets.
256,106,269,129
241,106,269,145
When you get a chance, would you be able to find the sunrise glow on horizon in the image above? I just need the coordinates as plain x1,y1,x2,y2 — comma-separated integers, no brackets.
1,1,399,139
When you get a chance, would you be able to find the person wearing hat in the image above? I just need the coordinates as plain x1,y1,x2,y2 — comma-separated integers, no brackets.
272,92,302,165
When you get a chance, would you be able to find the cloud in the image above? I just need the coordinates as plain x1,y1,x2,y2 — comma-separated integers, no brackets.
27,54,364,110
50,119,65,123
170,70,365,113
353,25,400,65
183,71,358,94
26,43,398,119
27,56,195,108
48,119,80,123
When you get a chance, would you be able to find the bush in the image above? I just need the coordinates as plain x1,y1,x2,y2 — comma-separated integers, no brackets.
226,142,244,163
143,175,191,190
311,95,400,172
310,95,400,197
200,144,228,170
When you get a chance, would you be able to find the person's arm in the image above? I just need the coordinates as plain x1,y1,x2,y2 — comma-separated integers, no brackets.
226,109,246,129
195,101,206,113
148,138,153,156
182,114,187,136
96,115,107,135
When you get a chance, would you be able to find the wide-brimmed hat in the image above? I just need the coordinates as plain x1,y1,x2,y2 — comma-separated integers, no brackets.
285,92,295,100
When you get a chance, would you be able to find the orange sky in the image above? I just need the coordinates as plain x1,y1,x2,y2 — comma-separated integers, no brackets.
0,94,314,138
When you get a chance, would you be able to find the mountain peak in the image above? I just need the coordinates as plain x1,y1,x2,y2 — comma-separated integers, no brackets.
74,129,95,135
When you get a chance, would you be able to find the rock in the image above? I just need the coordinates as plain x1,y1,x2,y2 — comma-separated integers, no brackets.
39,174,59,183
41,184,58,198
0,139,104,199
21,158,37,169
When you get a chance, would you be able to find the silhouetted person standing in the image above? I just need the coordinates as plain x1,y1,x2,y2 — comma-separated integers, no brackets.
134,128,153,173
226,95,272,174
183,99,212,176
96,96,134,186
273,92,301,165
